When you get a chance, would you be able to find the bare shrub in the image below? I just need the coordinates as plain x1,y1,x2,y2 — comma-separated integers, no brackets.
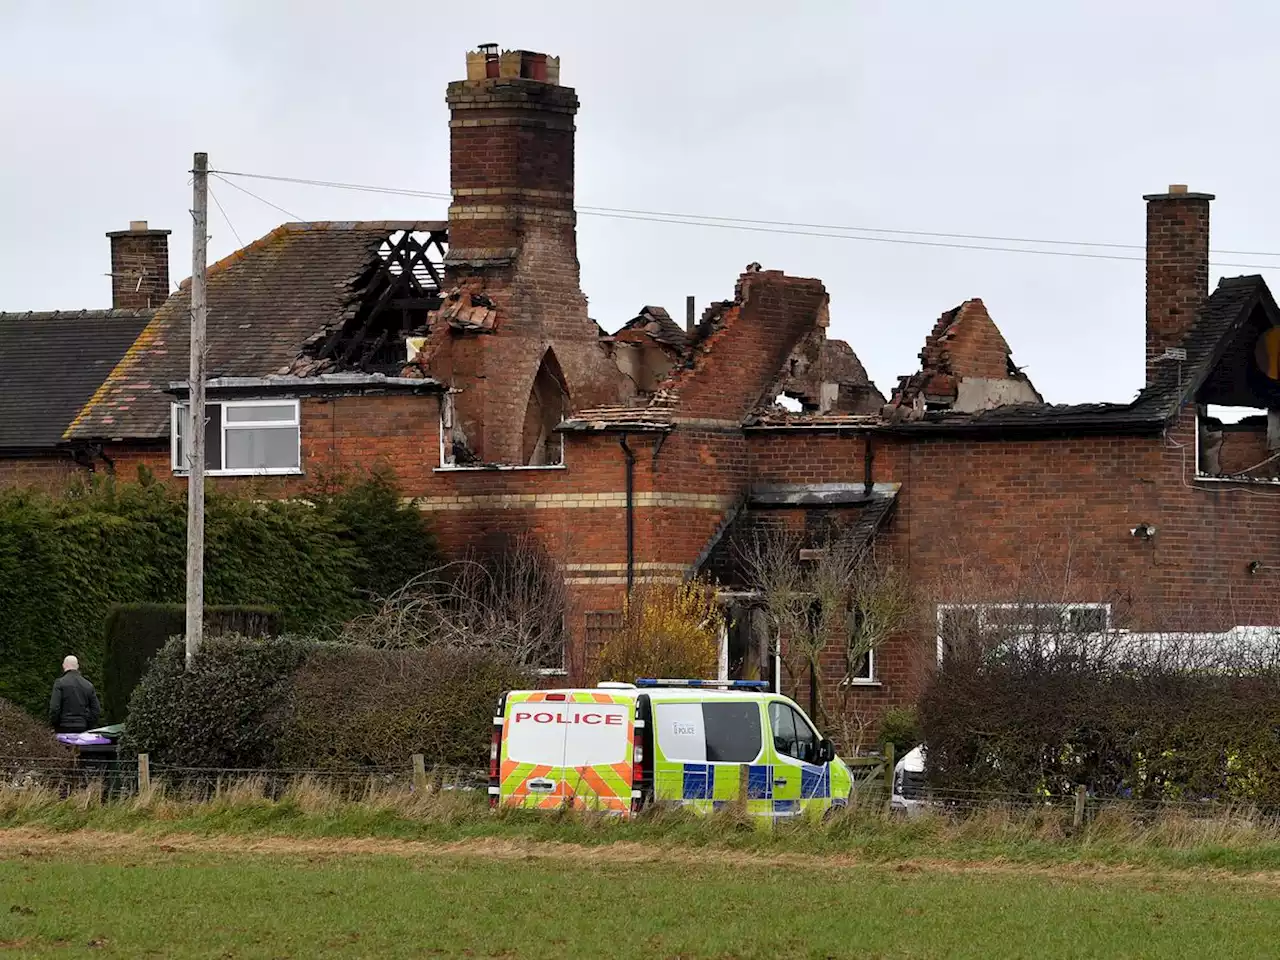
737,523,914,745
338,534,567,670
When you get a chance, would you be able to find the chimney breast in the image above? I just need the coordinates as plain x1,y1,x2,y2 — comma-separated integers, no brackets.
1142,186,1214,385
106,221,171,311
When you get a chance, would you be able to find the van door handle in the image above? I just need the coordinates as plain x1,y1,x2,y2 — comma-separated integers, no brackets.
774,778,789,786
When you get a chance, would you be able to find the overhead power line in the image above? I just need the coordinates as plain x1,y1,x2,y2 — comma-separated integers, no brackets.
210,173,304,224
207,183,244,248
207,168,1280,270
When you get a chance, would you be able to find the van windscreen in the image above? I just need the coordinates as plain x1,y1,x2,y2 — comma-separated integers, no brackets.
505,701,631,767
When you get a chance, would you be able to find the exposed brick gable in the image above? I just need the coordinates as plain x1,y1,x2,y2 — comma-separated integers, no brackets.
662,270,829,420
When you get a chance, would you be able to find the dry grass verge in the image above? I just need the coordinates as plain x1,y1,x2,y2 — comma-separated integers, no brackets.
5,776,1280,875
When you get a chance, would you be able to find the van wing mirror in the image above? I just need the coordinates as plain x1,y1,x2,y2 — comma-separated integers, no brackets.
818,738,836,764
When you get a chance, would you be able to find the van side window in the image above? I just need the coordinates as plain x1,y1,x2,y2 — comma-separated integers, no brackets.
654,702,763,763
768,702,796,758
769,702,820,764
703,702,762,763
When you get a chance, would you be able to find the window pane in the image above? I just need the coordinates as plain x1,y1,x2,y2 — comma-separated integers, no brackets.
225,425,299,470
768,702,797,759
173,402,222,471
225,403,296,423
206,403,223,469
849,649,873,681
702,702,761,763
174,404,186,469
787,706,819,763
1068,607,1108,632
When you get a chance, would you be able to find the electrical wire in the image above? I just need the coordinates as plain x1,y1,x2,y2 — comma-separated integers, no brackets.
209,173,305,224
208,167,1280,270
207,183,245,249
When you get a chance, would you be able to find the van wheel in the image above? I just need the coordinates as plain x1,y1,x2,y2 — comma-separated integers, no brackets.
823,800,848,823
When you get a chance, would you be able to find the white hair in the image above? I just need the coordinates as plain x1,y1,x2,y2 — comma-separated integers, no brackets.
62,655,79,672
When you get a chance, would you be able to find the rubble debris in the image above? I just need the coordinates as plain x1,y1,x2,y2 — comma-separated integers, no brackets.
435,284,497,332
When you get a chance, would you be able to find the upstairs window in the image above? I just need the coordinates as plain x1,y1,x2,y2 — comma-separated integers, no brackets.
172,400,301,476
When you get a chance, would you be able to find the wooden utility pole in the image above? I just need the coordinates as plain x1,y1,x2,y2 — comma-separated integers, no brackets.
185,152,209,669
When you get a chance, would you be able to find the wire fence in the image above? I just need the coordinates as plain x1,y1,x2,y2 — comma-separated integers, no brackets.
4,751,1276,830
0,753,485,802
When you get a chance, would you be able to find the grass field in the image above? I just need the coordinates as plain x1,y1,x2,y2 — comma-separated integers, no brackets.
4,784,1280,957
2,829,1280,959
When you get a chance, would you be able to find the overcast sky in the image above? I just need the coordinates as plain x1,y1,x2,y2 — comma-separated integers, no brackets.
4,1,1280,404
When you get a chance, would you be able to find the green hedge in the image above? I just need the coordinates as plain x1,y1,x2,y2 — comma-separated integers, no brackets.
102,604,281,723
122,637,531,770
123,636,310,768
0,470,436,716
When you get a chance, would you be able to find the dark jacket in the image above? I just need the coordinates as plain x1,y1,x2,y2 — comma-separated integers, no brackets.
49,670,101,733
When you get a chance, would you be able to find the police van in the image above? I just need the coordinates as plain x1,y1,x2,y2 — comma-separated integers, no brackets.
490,679,856,818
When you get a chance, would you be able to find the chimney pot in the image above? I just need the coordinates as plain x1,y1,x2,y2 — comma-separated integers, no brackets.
129,220,149,232
1168,184,1188,194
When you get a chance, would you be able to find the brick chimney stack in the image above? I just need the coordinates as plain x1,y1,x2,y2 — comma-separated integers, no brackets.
446,47,575,258
1144,185,1213,385
430,47,628,464
107,220,171,310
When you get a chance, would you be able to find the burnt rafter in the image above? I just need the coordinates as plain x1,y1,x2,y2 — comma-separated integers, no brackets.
313,228,448,373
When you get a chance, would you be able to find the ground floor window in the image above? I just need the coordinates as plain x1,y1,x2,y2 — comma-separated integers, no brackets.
846,647,875,684
172,399,301,475
936,602,1111,661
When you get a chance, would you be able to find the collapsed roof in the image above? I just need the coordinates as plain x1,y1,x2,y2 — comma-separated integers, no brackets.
69,221,447,441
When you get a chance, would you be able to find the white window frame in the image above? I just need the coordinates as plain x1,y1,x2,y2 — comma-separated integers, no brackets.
845,646,876,685
172,398,303,477
935,602,1111,663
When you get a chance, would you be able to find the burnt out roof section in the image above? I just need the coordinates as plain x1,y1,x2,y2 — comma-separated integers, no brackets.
0,309,152,450
68,221,446,441
1149,274,1278,409
748,278,1278,436
695,483,900,587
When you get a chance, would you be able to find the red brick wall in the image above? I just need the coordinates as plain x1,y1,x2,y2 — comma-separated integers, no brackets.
1217,423,1272,476
941,300,1011,381
746,405,1280,730
0,454,82,490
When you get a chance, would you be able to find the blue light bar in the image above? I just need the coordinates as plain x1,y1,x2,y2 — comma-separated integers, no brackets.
635,678,771,690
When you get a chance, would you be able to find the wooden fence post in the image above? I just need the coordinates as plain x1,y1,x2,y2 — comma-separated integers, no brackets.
412,753,427,793
1073,784,1087,829
883,742,895,818
137,753,150,795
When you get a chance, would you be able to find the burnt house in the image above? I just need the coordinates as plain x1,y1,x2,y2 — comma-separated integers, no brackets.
3,48,1277,742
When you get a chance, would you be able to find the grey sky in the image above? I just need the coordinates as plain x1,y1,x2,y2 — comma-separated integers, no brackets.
4,1,1279,405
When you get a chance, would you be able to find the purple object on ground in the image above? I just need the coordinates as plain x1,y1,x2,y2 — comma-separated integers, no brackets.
57,733,112,746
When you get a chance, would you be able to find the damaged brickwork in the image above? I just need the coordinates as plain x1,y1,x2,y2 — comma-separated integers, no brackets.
889,298,1040,415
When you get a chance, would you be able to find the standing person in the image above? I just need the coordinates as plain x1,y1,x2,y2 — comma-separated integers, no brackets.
48,656,101,734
